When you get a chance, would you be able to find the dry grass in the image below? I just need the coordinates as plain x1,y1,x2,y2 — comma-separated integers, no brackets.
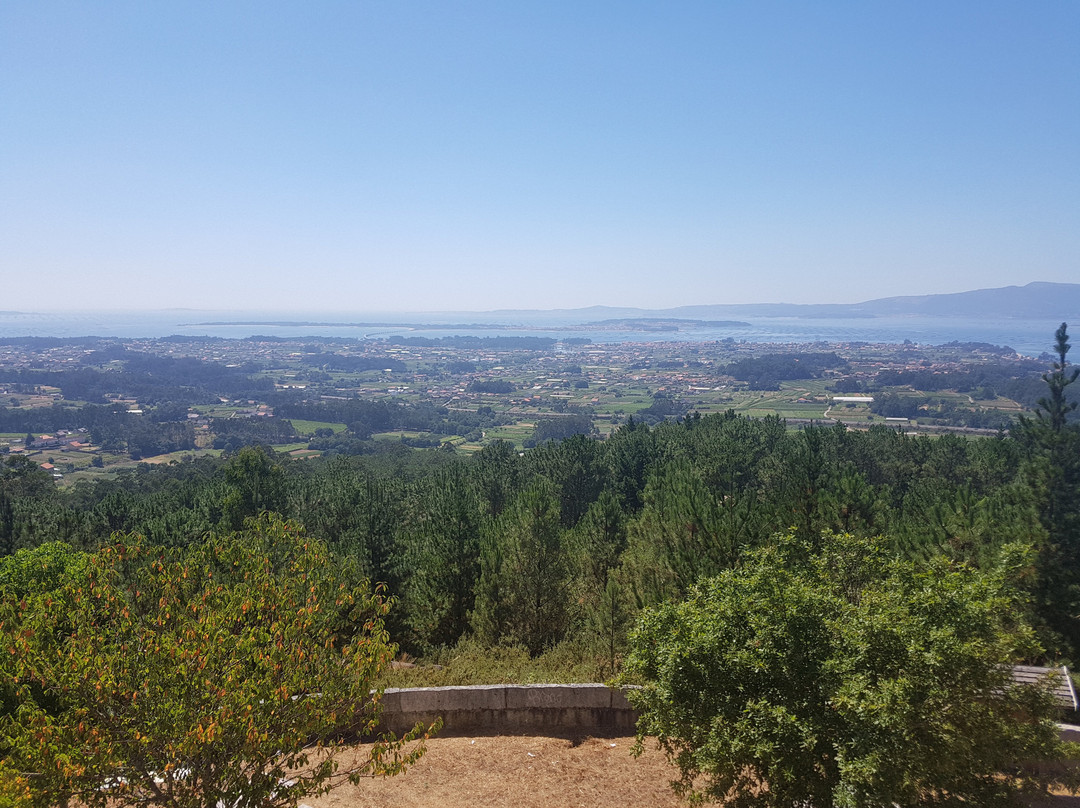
309,734,687,808
309,734,1080,808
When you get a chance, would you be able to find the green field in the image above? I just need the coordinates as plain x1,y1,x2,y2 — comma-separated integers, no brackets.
482,423,535,448
371,430,432,441
287,419,348,436
0,433,27,449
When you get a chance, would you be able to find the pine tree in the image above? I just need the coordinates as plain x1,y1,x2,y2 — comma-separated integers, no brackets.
1038,322,1079,433
1018,323,1080,654
404,470,485,651
472,480,569,654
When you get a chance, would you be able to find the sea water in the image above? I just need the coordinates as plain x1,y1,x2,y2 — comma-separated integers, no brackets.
0,309,1067,357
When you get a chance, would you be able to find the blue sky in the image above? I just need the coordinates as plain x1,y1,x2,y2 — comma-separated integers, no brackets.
2,2,1077,312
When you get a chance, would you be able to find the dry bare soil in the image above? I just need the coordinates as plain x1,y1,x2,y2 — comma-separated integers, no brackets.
310,734,1080,808
309,734,686,808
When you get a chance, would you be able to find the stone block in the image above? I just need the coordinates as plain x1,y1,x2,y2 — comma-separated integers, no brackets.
375,683,641,736
610,686,639,711
504,684,612,710
393,685,506,714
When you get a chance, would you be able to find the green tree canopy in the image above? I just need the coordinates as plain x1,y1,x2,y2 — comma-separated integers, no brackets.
621,531,1076,807
1016,323,1080,654
472,480,570,655
1,515,433,808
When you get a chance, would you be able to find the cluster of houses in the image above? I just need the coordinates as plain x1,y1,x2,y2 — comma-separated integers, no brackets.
6,430,96,478
10,429,92,454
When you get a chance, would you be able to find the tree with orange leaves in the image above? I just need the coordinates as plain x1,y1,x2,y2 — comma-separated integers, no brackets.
1,515,433,808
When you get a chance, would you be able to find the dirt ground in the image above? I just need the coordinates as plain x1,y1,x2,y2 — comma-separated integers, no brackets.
307,734,688,808
308,734,1080,808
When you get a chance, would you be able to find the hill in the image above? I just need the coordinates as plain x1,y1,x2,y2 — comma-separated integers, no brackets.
490,282,1080,321
856,282,1080,318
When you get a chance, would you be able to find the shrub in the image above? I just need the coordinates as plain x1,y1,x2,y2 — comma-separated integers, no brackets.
621,532,1077,807
1,516,434,808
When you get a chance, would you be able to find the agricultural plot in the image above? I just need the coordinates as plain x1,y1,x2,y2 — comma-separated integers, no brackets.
481,423,535,448
287,419,348,436
1,332,1053,480
372,430,430,441
0,433,26,449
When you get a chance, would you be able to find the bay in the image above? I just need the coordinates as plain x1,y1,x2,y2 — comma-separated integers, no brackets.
0,309,1066,356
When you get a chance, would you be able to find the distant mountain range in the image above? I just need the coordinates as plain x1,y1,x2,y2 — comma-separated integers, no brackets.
840,282,1080,319
6,282,1076,323
491,282,1080,321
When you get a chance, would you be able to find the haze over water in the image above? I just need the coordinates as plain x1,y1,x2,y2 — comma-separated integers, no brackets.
0,310,1064,357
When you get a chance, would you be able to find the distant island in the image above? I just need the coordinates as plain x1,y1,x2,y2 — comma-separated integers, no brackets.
580,318,751,331
187,318,752,332
187,321,518,330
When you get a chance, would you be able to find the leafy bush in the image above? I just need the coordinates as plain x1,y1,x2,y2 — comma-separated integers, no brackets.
621,532,1077,807
381,637,609,688
1,516,434,808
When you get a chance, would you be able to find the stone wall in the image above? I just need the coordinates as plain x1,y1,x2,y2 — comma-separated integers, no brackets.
377,684,639,736
377,685,1080,755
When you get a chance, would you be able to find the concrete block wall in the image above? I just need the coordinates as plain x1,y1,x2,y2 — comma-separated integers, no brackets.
377,685,1080,746
377,684,639,736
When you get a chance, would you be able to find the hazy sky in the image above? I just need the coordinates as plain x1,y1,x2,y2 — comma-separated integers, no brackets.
2,2,1077,312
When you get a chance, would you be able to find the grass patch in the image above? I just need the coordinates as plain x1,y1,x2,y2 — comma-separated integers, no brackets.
380,638,614,688
287,419,347,436
482,424,534,447
371,430,431,441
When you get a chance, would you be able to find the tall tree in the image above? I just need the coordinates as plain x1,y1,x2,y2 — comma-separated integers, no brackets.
220,445,285,530
471,440,522,518
568,492,634,676
472,480,569,654
527,433,605,528
1020,323,1080,653
622,460,753,607
1039,322,1079,433
403,470,485,651
0,494,15,558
